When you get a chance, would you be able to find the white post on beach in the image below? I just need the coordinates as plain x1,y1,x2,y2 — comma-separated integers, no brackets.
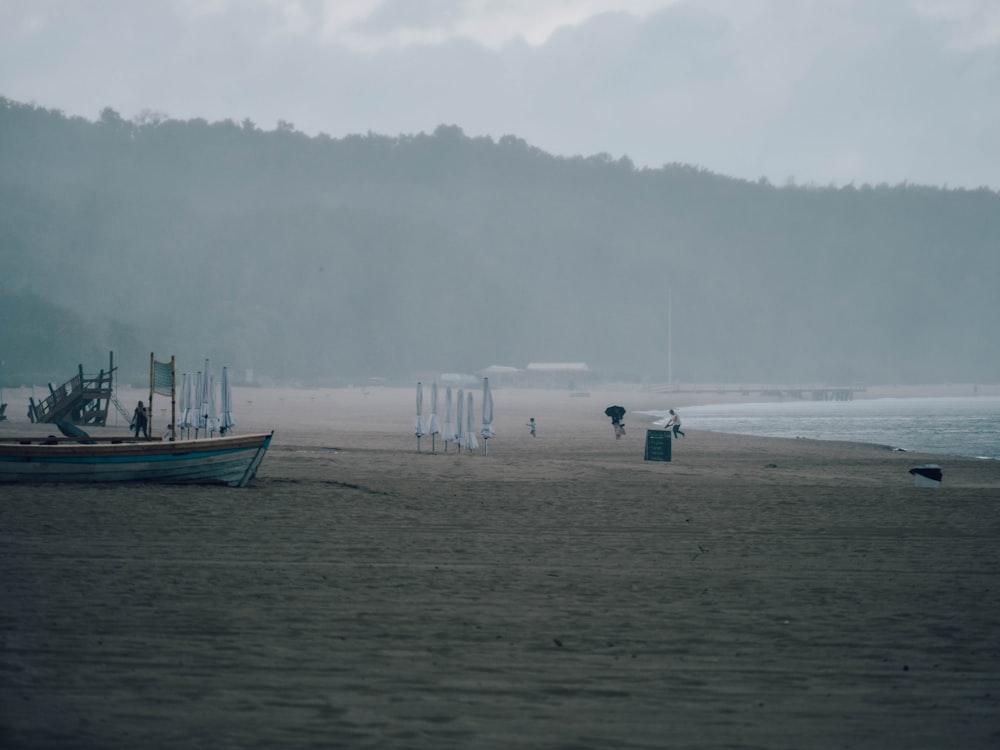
415,381,424,453
456,388,464,454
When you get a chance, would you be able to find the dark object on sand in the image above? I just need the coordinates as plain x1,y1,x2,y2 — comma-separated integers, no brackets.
909,464,942,487
56,420,92,440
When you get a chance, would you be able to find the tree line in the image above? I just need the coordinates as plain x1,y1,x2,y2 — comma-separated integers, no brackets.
1,96,998,386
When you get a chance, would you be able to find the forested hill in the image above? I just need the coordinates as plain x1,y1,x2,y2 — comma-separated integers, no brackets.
2,96,998,386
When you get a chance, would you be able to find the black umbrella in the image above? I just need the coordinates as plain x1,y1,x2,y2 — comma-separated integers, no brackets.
604,405,626,424
605,405,627,439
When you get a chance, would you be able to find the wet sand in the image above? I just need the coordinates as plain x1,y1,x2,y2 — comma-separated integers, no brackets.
2,385,999,749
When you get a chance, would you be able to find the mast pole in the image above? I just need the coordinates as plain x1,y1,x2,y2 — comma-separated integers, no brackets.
148,351,154,437
170,356,176,441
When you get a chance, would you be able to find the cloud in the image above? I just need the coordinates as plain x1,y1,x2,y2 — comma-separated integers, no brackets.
255,0,682,52
1,0,997,188
913,0,1000,50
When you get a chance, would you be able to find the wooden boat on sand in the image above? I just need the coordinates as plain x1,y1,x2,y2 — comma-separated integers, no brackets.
0,432,273,487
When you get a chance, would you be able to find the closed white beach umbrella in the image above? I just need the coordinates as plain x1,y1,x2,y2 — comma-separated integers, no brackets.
220,366,235,435
193,370,205,438
480,377,495,454
455,388,464,453
415,381,424,451
442,385,455,452
182,372,196,438
463,391,478,452
199,359,212,436
176,372,189,437
207,371,220,436
426,381,440,452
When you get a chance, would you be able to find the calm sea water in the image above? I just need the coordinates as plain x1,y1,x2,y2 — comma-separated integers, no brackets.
645,397,1000,460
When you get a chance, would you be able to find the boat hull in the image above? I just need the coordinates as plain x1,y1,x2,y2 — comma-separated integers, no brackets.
0,432,273,487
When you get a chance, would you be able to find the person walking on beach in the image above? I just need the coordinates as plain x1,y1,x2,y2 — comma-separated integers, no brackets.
605,405,626,440
132,400,149,439
666,409,684,438
526,417,536,437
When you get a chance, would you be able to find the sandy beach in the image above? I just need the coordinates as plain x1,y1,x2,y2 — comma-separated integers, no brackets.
2,385,999,749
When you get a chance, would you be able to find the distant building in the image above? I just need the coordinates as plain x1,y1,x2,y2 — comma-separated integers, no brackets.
522,362,590,388
477,365,521,385
440,372,478,387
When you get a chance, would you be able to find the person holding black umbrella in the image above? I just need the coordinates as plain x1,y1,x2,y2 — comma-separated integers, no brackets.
605,405,626,439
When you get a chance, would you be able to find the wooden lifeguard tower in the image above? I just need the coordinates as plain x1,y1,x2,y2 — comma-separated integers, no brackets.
28,352,120,427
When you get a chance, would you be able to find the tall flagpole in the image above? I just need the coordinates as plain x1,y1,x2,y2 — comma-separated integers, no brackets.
668,287,673,385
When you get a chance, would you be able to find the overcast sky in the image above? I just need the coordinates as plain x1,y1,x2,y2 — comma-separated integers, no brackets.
2,0,998,189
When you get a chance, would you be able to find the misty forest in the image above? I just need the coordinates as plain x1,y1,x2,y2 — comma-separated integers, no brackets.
1,96,998,387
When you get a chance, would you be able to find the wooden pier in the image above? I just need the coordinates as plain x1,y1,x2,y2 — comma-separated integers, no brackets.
28,353,118,426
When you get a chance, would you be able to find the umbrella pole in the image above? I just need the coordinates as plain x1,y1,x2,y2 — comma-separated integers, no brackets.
432,434,436,453
417,435,421,453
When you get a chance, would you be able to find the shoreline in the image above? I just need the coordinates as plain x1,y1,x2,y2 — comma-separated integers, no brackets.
2,384,998,485
3,382,997,461
639,393,1000,462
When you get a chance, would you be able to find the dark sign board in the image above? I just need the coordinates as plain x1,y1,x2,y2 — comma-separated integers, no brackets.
644,429,672,462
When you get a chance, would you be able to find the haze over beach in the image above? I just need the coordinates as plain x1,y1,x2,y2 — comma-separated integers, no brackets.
3,0,1000,386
